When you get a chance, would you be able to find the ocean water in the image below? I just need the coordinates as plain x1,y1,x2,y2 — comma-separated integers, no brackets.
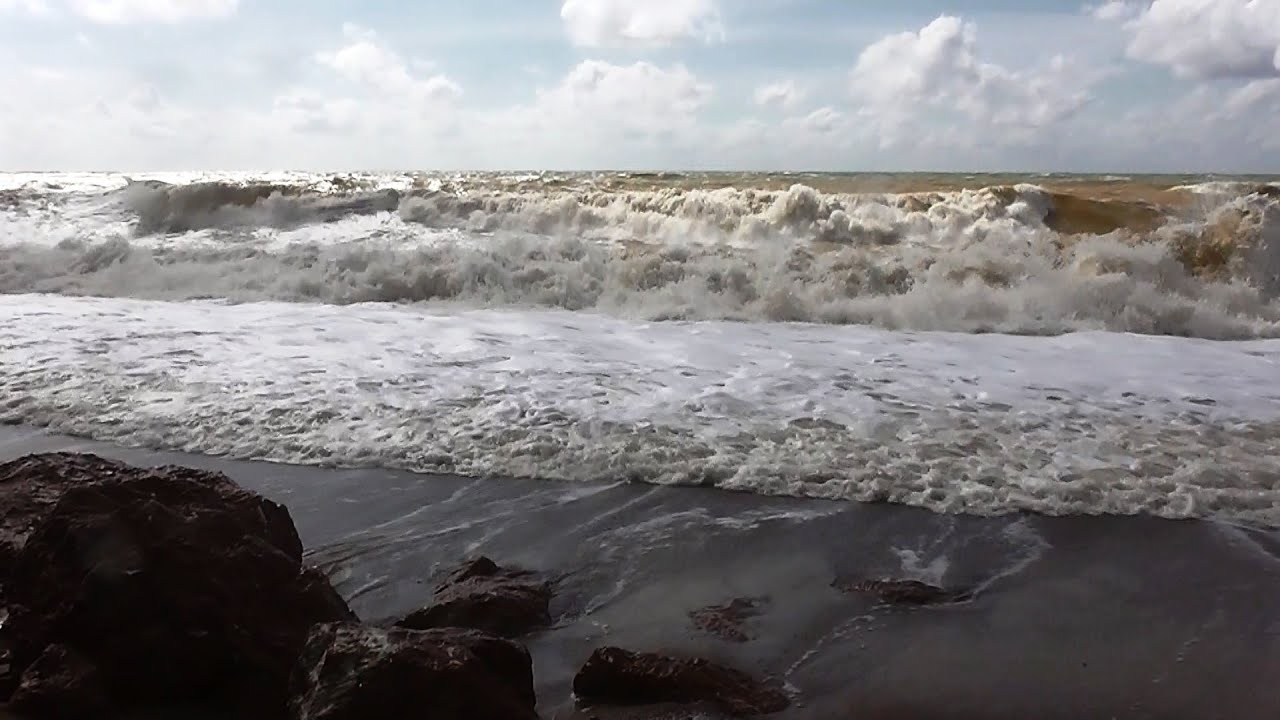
2,170,1279,526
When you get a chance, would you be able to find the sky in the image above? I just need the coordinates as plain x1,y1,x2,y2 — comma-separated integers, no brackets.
1,0,1278,172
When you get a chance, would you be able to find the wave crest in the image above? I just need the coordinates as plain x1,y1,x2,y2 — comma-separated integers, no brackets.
122,180,401,233
2,176,1278,338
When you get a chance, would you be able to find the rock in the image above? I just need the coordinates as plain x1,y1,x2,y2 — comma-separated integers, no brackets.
0,453,304,588
8,644,109,719
689,598,765,643
837,579,968,606
0,609,15,701
2,453,354,717
288,622,538,720
396,557,551,638
573,647,789,717
0,453,114,588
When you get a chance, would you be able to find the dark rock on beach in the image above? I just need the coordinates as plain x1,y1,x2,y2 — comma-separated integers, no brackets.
838,578,969,606
573,647,789,717
1,453,354,717
8,644,109,720
0,605,15,702
397,556,552,638
0,453,110,588
0,643,14,703
289,622,538,720
689,598,766,643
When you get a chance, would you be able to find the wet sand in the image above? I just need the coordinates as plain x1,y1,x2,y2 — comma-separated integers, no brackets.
3,426,1278,719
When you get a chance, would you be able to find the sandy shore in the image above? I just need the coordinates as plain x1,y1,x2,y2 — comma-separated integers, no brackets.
3,425,1278,719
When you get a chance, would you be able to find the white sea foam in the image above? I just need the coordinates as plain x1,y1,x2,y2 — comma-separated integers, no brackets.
2,294,1279,525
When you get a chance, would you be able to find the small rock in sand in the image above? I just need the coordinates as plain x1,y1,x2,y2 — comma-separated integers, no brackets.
837,578,969,606
573,646,789,717
289,622,538,720
689,597,766,643
396,556,552,639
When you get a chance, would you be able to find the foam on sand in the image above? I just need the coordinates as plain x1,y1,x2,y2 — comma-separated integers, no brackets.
2,294,1278,526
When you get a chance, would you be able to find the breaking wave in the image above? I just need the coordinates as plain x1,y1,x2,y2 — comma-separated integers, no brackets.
2,174,1278,338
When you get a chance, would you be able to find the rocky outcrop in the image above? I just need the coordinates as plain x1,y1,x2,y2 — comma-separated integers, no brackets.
1,605,15,701
689,598,765,643
289,622,538,720
0,453,118,588
1,453,354,717
837,579,969,606
8,644,109,720
396,557,552,638
572,647,789,717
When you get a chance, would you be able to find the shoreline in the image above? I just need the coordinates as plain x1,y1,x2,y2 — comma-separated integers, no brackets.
3,426,1278,718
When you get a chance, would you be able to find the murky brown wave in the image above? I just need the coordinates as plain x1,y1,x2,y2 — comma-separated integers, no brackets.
3,171,1279,337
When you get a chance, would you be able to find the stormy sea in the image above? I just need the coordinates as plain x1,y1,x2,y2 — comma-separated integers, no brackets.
2,170,1279,718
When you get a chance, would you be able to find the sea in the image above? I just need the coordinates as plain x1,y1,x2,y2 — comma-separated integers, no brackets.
2,170,1279,524
2,170,1280,717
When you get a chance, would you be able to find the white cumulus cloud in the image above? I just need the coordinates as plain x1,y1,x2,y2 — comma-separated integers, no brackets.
560,0,723,48
519,59,710,133
1099,0,1280,79
482,59,713,167
317,24,461,104
68,0,238,24
1088,1,1141,21
275,24,461,141
754,79,806,110
850,15,1096,147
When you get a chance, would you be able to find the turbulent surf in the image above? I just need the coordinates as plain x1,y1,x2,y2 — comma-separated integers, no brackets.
3,170,1278,337
2,171,1279,525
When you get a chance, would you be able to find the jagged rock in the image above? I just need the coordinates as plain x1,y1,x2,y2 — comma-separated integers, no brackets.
8,644,109,719
2,453,354,718
289,622,538,720
573,647,789,717
0,608,15,702
689,598,765,643
1,453,117,588
397,557,551,638
838,579,968,606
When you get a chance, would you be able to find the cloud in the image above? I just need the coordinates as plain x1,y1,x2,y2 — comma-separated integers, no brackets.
560,0,723,48
1087,1,1140,21
67,0,238,24
515,60,710,133
267,26,463,142
317,24,461,104
0,62,220,170
1099,0,1280,79
787,106,845,135
482,59,713,167
849,15,1096,148
272,91,362,135
754,79,806,110
0,0,53,16
271,25,460,141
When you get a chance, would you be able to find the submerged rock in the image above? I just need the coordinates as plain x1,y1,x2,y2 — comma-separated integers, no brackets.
289,622,538,720
397,557,552,638
838,579,969,606
689,598,766,643
8,644,109,720
2,452,354,717
573,647,789,717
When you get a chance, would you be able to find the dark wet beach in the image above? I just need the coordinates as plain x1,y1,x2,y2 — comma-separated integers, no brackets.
4,426,1277,719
